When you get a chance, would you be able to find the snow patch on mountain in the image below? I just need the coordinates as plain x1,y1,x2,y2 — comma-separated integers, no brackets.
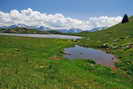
0,8,122,32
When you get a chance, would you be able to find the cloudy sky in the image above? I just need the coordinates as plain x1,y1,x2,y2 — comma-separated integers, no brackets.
0,0,132,30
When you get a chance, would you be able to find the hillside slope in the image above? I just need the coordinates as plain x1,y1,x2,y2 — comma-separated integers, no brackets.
0,27,64,34
78,16,133,75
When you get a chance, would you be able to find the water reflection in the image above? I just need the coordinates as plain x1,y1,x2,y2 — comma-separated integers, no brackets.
64,45,117,66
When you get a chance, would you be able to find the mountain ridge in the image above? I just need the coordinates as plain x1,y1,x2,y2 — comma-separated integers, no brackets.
0,24,107,33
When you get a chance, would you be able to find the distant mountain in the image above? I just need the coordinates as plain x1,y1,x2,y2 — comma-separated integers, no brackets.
0,24,29,29
89,27,107,32
57,29,82,33
36,26,49,31
0,24,106,33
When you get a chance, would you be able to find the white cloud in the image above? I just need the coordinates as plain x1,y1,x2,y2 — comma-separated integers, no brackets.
0,8,122,31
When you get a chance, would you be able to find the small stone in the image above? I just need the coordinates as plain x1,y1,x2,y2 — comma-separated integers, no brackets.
15,48,20,51
113,39,119,42
40,65,45,68
100,43,109,48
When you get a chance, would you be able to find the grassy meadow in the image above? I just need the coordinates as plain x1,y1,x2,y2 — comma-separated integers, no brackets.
0,17,133,89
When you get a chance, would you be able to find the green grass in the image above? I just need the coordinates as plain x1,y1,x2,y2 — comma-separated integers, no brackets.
77,18,133,76
0,35,133,89
0,17,133,89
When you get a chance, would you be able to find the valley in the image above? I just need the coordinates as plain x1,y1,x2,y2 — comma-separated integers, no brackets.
0,16,133,89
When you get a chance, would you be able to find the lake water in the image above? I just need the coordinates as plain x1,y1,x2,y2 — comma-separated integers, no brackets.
64,45,117,66
0,33,116,66
0,33,81,40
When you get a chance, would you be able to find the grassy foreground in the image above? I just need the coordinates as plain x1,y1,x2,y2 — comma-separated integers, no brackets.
0,35,133,89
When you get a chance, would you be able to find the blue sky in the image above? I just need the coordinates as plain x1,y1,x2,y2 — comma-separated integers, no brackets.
0,0,132,19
